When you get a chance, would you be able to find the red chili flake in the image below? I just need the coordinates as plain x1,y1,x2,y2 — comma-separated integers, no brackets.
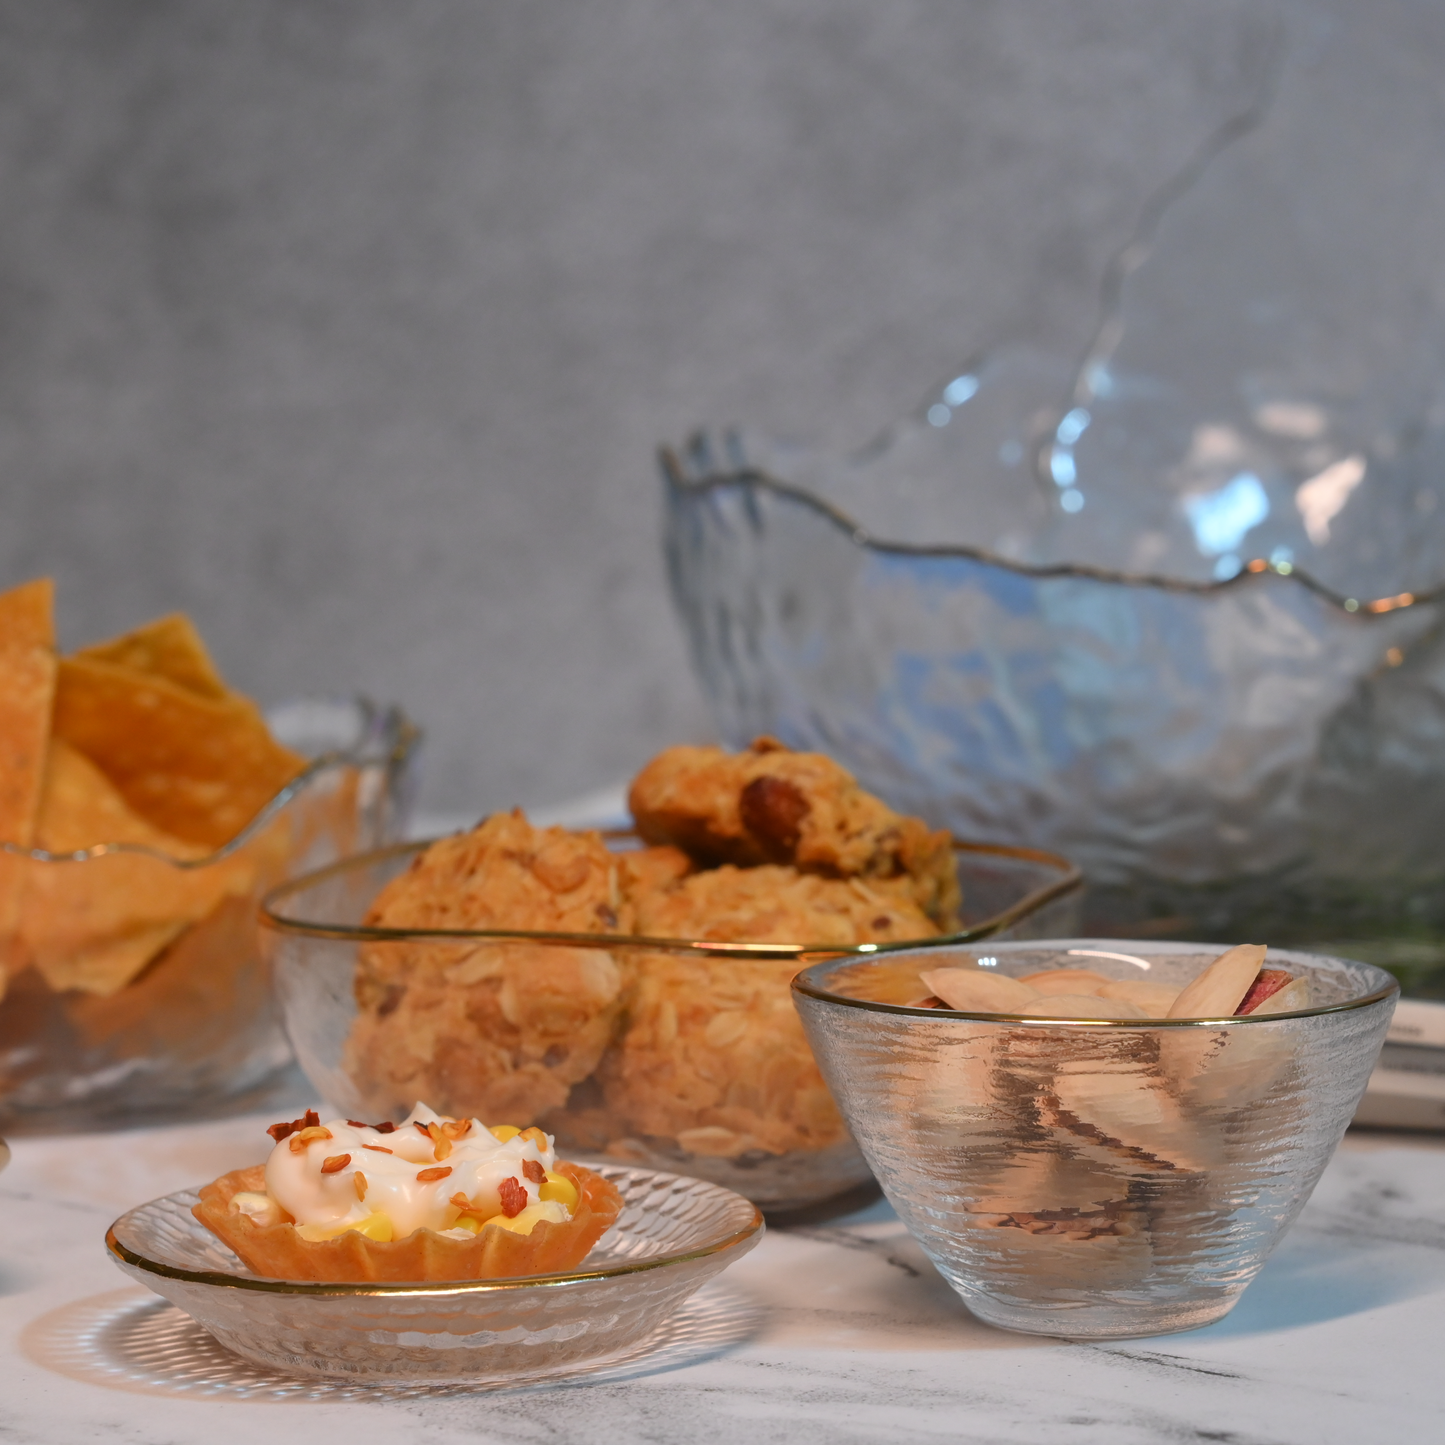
373,1121,396,1134
416,1166,453,1183
414,1121,433,1139
266,1108,321,1143
498,1176,528,1218
320,1154,351,1174
521,1158,546,1185
345,1120,369,1129
1237,969,1294,1015
362,1144,394,1154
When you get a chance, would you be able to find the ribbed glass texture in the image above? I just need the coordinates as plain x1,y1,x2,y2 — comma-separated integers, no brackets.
794,941,1395,1338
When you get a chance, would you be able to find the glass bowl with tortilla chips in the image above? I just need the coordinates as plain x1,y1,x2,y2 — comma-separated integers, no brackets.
260,827,1079,1212
0,580,420,1132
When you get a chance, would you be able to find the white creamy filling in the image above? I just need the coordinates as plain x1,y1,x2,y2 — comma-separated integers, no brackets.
257,1103,567,1239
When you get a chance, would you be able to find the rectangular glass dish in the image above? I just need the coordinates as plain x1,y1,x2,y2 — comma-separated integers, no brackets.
262,834,1080,1211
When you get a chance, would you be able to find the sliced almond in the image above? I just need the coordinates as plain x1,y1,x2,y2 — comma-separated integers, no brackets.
1165,944,1268,1020
288,1125,333,1154
1018,968,1114,996
1247,975,1312,1016
1020,994,1147,1020
1096,978,1181,1016
920,967,1039,1014
676,1125,747,1157
1045,1067,1219,1174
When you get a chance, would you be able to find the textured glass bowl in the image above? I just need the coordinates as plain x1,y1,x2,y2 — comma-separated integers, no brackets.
105,1164,762,1385
793,939,1396,1338
262,835,1079,1211
661,6,1445,943
666,459,1445,943
0,698,418,1134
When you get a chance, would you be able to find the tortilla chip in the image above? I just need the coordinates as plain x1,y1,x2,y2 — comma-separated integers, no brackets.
0,578,56,845
52,655,306,849
0,576,54,651
33,738,207,856
16,739,263,995
0,578,58,994
72,612,229,701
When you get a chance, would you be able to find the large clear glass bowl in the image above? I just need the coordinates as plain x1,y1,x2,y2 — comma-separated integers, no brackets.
792,939,1396,1338
262,834,1080,1212
0,699,419,1133
661,4,1445,948
665,459,1445,946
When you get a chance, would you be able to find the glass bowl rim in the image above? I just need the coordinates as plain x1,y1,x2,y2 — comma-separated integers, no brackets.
663,448,1436,619
105,1165,764,1299
791,937,1400,1027
258,832,1083,960
0,697,420,873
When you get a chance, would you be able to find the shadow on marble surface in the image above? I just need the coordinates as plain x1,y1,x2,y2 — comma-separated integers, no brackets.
1192,1229,1445,1339
0,1257,38,1298
23,1282,765,1399
764,1178,886,1230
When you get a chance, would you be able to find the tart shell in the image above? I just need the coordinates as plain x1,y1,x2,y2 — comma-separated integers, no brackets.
192,1160,623,1283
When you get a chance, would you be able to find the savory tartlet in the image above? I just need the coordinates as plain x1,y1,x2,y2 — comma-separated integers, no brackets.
193,1104,622,1282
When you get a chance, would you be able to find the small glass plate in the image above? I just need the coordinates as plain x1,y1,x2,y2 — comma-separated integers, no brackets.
105,1163,763,1385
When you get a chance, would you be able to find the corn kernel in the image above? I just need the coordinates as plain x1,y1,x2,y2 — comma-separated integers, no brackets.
538,1170,578,1209
489,1125,521,1142
450,1214,483,1235
296,1210,393,1243
352,1211,394,1242
483,1201,568,1236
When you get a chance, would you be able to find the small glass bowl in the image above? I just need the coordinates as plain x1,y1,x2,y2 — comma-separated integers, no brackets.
0,698,419,1134
105,1164,762,1385
792,939,1397,1338
261,835,1080,1212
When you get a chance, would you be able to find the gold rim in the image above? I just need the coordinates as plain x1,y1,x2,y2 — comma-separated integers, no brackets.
791,945,1401,1027
106,1179,764,1298
663,457,1444,619
259,833,1083,960
0,702,420,870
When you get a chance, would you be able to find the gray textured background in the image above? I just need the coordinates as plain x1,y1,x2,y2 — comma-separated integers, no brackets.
0,0,1248,816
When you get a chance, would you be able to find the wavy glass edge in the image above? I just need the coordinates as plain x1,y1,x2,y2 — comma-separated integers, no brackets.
792,941,1400,1028
660,450,1438,619
106,1172,764,1299
259,833,1082,960
0,699,421,871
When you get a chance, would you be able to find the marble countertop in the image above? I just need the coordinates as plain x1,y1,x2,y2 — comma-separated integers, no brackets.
2,1102,1443,1445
